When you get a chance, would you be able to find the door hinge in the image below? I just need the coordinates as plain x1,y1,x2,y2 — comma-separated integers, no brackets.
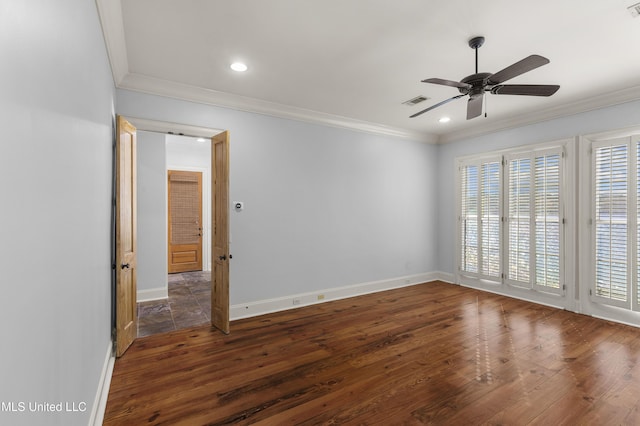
589,288,593,296
562,218,566,224
562,284,566,291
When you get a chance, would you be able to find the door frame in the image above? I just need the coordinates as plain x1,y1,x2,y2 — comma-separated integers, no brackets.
122,117,230,331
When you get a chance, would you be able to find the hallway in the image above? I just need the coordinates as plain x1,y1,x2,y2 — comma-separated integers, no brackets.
137,271,211,337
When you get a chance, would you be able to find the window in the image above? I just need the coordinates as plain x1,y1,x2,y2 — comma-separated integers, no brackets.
460,164,479,274
507,157,531,284
482,162,501,278
457,145,564,296
458,157,502,281
591,138,640,311
505,149,563,293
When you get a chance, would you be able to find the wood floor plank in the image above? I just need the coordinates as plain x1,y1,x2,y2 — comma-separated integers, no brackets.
104,281,640,425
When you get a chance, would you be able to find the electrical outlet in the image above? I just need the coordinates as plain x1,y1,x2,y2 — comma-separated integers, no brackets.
317,294,325,300
405,279,411,284
292,298,301,305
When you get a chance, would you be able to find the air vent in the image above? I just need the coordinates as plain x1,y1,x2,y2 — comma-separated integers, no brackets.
402,95,429,106
628,2,640,17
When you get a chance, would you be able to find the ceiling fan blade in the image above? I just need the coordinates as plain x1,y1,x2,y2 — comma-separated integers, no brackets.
467,95,483,120
410,94,465,118
488,55,550,85
422,78,471,90
491,84,560,96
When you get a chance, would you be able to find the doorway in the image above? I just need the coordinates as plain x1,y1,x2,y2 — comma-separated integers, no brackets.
119,117,230,344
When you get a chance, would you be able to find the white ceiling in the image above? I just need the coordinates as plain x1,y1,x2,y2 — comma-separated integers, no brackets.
98,0,640,143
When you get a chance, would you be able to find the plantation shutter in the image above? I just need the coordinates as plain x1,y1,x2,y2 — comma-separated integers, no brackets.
481,162,501,278
458,157,501,281
593,141,629,308
505,149,563,292
533,151,562,293
506,157,532,286
460,164,479,274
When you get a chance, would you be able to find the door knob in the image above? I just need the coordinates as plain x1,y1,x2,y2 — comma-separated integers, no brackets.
121,263,130,269
218,255,227,261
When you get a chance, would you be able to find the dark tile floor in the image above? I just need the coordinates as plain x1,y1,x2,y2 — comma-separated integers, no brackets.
137,271,211,337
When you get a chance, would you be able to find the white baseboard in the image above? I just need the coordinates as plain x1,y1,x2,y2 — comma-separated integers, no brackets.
89,342,115,426
137,287,168,302
432,271,455,284
230,272,437,320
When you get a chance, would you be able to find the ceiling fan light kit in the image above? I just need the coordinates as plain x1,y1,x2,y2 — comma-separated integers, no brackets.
411,36,560,120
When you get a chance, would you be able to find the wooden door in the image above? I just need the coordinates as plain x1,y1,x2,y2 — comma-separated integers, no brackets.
211,131,230,334
115,116,137,357
168,170,203,273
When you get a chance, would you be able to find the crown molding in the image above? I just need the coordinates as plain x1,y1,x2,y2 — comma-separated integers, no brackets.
438,85,640,144
93,0,436,144
96,0,640,146
95,0,128,86
118,73,436,143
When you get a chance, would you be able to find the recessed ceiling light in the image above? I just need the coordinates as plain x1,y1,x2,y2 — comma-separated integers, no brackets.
230,62,248,72
439,117,451,123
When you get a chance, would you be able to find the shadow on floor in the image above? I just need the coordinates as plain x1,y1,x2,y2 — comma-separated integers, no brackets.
137,271,211,337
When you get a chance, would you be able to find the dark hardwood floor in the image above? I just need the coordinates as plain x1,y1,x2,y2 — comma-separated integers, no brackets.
104,281,640,425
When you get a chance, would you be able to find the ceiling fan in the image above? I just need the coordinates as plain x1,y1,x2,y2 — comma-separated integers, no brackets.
410,36,559,120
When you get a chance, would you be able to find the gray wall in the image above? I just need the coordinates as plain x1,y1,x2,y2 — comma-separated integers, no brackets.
436,99,640,275
137,131,168,297
116,89,438,305
0,1,115,425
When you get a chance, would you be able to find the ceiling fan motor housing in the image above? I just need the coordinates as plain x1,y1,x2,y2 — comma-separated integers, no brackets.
460,72,491,98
